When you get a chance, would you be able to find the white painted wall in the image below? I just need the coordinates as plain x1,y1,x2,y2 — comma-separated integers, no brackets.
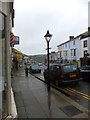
81,37,89,58
0,40,2,79
74,37,81,60
57,36,81,61
88,1,90,55
88,37,90,55
88,1,90,27
57,45,63,58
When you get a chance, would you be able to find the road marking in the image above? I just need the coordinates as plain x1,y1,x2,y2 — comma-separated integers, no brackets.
68,88,90,98
32,74,90,100
82,95,90,100
65,88,90,100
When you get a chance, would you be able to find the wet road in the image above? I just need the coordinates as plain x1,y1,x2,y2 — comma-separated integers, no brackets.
33,69,90,111
64,81,90,111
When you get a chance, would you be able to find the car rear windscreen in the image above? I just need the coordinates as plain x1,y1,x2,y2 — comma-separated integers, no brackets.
63,65,77,73
31,64,40,69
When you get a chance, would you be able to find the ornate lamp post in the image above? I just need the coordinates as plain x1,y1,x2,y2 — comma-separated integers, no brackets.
44,30,52,91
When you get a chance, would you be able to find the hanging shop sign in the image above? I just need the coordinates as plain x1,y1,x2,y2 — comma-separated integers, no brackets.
14,36,19,45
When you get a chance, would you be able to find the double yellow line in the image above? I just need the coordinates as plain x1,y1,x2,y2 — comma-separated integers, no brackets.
65,88,90,100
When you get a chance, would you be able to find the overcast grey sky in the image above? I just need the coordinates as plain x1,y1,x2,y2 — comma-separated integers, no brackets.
13,0,89,55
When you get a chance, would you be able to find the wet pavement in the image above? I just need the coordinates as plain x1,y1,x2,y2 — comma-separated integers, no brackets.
11,68,89,118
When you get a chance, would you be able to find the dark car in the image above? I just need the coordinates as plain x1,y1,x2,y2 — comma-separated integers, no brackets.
80,65,90,81
43,63,82,86
29,64,41,73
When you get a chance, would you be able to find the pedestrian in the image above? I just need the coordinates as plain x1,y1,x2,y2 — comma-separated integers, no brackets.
25,63,28,76
13,57,18,71
15,59,18,70
29,65,32,73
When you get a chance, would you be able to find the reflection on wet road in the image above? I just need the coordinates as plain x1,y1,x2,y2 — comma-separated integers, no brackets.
47,91,51,117
32,72,90,111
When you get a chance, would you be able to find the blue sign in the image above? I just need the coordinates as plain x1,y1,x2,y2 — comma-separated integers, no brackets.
14,36,20,45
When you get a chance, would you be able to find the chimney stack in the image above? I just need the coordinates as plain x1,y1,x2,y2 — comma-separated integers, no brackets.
69,36,74,40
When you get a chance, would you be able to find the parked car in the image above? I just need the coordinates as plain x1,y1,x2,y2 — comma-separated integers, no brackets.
38,63,43,66
80,65,90,81
43,63,82,86
29,64,41,73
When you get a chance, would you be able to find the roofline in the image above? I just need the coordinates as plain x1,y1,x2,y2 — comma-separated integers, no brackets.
57,34,81,47
57,30,90,47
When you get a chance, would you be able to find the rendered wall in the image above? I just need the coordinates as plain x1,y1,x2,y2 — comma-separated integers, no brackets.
88,1,90,27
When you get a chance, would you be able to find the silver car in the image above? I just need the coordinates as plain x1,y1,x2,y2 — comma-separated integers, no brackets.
29,64,41,73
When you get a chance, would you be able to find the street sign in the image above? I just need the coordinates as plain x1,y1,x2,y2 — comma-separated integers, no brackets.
14,36,19,45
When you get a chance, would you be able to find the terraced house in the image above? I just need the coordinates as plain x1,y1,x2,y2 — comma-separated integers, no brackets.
57,35,81,65
57,27,90,66
57,1,90,66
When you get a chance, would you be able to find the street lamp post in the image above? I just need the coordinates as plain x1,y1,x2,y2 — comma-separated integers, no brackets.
44,30,52,91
